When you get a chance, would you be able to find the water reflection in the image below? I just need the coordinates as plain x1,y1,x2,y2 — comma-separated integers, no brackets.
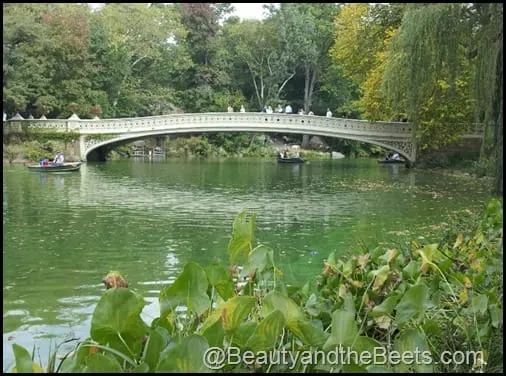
390,164,399,178
38,174,65,187
291,164,301,175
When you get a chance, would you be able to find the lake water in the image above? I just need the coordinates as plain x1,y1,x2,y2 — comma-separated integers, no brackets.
2,158,492,370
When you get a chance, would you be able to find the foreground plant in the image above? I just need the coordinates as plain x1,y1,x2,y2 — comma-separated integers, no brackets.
10,200,503,373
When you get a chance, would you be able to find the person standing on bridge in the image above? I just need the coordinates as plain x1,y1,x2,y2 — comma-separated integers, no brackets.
326,108,332,118
240,105,246,113
227,105,234,113
285,104,292,114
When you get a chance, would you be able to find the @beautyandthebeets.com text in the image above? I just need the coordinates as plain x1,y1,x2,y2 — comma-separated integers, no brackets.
203,346,486,370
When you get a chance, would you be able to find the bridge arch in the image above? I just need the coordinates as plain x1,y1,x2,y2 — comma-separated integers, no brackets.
84,128,414,163
79,113,415,162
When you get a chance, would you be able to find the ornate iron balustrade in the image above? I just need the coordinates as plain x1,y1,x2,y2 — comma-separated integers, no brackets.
3,112,482,162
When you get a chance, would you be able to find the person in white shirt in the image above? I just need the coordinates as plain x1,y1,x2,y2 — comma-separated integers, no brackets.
53,153,65,165
392,152,400,160
285,104,292,114
240,105,246,113
275,105,283,113
227,105,234,113
326,108,332,118
266,105,273,113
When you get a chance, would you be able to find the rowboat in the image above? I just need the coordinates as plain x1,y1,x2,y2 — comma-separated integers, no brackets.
27,162,82,172
277,156,305,164
377,159,405,164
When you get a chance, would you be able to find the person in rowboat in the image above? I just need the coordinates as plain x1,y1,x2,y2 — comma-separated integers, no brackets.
53,153,64,166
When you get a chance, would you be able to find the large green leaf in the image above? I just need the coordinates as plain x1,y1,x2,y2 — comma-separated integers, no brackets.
372,265,390,292
200,316,225,348
58,337,95,372
245,310,285,352
395,283,429,325
248,244,274,273
261,291,328,346
471,293,488,315
142,326,170,371
200,296,256,334
156,335,210,373
217,296,256,332
371,296,398,317
489,304,503,328
160,262,210,317
323,310,358,350
228,211,256,264
417,243,440,273
206,263,235,301
85,353,122,373
305,293,326,317
402,260,420,280
90,288,148,357
230,322,257,348
131,363,150,373
289,318,328,348
12,344,36,373
393,328,433,372
352,336,384,355
261,291,305,324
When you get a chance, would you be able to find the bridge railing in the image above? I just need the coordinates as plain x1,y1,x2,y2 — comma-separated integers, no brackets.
4,113,414,136
5,113,485,140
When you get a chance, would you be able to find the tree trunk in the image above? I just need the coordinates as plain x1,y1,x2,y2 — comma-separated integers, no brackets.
249,66,262,108
302,66,318,148
494,34,503,195
277,71,296,98
303,66,318,113
304,66,310,113
113,56,147,108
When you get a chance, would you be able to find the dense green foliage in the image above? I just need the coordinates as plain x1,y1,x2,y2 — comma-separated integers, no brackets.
3,3,502,192
3,130,81,162
381,4,502,193
10,199,502,373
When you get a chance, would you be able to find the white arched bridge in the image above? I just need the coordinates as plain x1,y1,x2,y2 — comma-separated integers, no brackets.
4,112,484,163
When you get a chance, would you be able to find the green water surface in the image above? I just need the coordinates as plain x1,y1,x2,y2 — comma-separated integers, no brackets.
2,158,491,370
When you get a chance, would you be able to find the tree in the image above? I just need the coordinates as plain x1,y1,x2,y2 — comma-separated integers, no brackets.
41,4,98,117
330,3,406,121
3,4,53,115
382,3,503,194
92,3,185,116
473,3,503,194
224,19,293,109
174,3,234,112
279,4,341,113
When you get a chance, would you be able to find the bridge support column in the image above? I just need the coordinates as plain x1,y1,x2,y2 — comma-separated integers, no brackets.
302,134,310,148
79,135,87,161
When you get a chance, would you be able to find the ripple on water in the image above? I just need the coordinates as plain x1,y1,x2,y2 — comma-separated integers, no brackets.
2,160,492,371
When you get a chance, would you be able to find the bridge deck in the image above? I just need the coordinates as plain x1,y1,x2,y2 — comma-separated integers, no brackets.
4,113,484,163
